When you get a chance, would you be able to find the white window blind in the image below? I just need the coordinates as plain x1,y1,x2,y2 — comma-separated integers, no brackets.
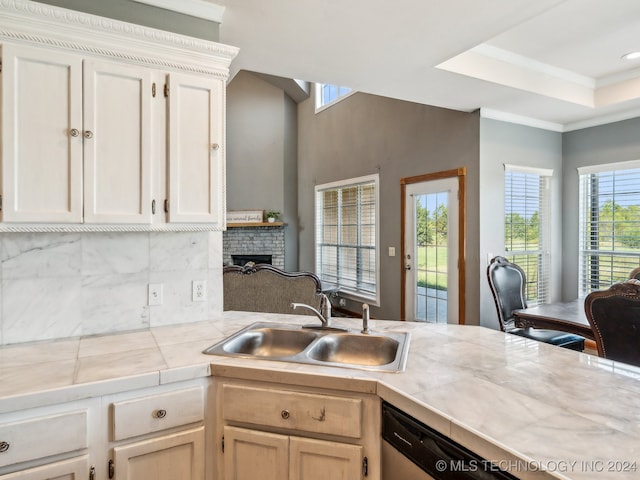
315,174,379,303
578,162,640,296
504,166,552,305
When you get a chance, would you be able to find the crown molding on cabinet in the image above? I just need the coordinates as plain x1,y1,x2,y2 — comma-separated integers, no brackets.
0,0,238,77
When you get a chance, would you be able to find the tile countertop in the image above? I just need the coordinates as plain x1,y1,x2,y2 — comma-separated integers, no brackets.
1,312,639,480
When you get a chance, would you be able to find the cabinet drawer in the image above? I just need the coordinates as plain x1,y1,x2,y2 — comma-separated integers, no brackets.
0,411,87,467
112,387,204,441
222,384,362,439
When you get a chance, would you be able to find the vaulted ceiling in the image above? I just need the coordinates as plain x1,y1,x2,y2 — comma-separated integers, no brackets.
210,0,640,131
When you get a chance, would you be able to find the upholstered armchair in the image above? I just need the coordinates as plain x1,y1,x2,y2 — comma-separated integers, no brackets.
223,264,325,315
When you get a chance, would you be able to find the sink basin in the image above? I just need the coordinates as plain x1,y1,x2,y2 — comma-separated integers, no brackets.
203,322,410,372
220,327,318,357
306,333,399,366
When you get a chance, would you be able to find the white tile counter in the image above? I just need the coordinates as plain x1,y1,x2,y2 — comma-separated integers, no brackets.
0,311,638,480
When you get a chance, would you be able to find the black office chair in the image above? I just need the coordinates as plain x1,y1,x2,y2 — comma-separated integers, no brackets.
584,281,640,366
487,256,585,351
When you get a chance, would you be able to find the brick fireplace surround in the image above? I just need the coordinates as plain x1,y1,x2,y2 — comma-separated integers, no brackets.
222,225,285,269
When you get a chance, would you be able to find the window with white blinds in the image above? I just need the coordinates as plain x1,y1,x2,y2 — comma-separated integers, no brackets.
578,161,640,296
315,174,379,303
504,166,552,305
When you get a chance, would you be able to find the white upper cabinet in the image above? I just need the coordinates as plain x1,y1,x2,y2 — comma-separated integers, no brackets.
83,60,153,224
168,73,224,226
1,44,84,223
0,0,238,231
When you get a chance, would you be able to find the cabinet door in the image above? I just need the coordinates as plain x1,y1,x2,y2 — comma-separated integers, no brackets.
290,437,363,480
223,426,288,480
83,60,152,223
167,73,224,225
112,427,204,480
1,43,83,223
0,456,88,480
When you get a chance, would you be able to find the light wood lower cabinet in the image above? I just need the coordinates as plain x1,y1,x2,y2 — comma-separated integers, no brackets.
108,383,207,480
215,379,380,480
112,428,204,480
0,456,89,480
224,426,363,480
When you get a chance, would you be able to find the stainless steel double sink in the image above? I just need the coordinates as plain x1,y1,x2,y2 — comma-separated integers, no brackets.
203,322,411,372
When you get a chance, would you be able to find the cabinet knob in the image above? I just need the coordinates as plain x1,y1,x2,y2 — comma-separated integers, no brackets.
84,130,94,139
211,143,220,150
153,409,167,419
281,409,290,420
70,128,80,137
0,441,9,453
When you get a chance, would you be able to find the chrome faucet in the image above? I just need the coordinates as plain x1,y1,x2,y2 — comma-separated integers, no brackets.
361,303,370,334
292,294,332,328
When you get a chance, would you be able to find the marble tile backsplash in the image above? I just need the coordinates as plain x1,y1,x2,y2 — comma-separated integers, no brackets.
0,231,224,345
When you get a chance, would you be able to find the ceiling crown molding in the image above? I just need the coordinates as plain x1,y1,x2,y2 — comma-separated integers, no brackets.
131,0,225,23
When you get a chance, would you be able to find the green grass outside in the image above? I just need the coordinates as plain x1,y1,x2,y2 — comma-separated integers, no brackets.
415,245,448,290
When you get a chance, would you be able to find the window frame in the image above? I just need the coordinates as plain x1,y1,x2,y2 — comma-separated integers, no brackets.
503,164,553,306
314,173,380,305
314,83,355,113
577,160,640,297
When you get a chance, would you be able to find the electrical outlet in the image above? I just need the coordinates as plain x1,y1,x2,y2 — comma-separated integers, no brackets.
192,280,206,302
148,283,163,306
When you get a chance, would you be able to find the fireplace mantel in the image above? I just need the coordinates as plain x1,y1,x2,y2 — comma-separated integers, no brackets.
227,222,284,228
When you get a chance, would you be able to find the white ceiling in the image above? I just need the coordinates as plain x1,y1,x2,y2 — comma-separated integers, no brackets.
206,0,640,132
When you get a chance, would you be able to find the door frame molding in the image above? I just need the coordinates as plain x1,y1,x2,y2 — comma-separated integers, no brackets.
400,168,467,324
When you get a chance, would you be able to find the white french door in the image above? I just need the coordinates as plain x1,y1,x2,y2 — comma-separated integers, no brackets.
403,177,459,323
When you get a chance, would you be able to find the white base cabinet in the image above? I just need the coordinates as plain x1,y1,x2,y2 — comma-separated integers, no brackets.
0,380,209,480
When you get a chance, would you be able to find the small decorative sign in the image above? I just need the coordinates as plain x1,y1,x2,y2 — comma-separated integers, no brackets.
226,210,264,223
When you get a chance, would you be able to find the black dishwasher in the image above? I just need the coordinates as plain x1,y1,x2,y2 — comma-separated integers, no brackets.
382,402,518,480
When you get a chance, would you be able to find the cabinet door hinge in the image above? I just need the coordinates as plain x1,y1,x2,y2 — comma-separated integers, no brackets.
362,456,368,477
0,194,3,212
221,435,225,453
108,459,114,479
89,466,96,480
164,199,169,213
152,199,156,214
164,83,169,97
152,82,156,98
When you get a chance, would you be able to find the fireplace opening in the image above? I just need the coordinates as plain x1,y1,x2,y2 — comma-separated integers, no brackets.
231,254,273,266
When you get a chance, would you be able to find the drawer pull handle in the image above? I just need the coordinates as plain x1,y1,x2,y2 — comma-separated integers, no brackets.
0,441,9,453
153,409,167,419
281,409,290,420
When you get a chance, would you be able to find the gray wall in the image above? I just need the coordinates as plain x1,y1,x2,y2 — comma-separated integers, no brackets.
479,118,563,329
297,89,481,323
561,117,640,300
35,0,219,41
226,71,299,271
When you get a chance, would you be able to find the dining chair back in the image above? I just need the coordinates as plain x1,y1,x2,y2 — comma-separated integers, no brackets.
584,281,640,366
629,266,640,280
487,256,585,351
